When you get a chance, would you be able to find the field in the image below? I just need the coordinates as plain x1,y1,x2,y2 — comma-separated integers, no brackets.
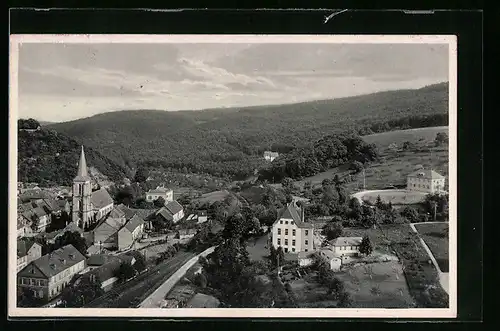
354,189,428,205
336,261,415,308
193,190,231,205
342,225,449,308
295,126,449,193
414,223,449,272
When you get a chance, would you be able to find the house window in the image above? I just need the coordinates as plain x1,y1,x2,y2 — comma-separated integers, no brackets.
277,228,281,235
305,249,308,252
292,248,296,252
277,238,281,245
292,240,296,246
305,240,309,245
280,221,283,224
285,221,288,224
285,239,288,246
291,221,294,225
292,229,296,236
284,248,288,253
285,229,288,235
305,230,309,236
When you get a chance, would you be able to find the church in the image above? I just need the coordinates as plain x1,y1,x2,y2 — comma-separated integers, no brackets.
72,146,114,230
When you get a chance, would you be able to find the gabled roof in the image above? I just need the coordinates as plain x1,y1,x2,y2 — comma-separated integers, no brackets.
165,200,183,215
108,206,125,219
147,186,172,194
91,188,114,209
87,254,121,267
115,204,158,221
275,202,313,229
123,214,144,232
17,239,40,258
407,169,445,179
18,244,85,279
328,237,363,247
32,206,48,218
156,207,173,221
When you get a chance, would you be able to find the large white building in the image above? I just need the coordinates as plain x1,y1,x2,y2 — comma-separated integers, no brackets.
146,186,174,204
271,202,314,253
406,169,446,194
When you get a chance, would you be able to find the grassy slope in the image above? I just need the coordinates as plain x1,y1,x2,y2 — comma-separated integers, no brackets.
296,126,449,193
47,83,448,171
414,223,449,272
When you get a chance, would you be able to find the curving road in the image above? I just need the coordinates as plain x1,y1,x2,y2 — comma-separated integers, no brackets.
84,250,195,308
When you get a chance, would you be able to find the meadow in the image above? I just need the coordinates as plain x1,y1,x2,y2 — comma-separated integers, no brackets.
414,222,449,272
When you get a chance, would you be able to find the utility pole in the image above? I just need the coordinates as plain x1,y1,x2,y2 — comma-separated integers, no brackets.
363,169,366,191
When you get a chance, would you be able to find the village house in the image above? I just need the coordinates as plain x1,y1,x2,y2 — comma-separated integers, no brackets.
271,202,314,253
197,210,208,224
327,237,363,260
17,239,43,272
71,146,115,230
155,200,185,224
90,206,145,252
297,251,315,267
177,228,198,240
117,214,145,251
318,247,343,271
17,215,33,238
17,244,86,301
115,204,157,231
76,253,136,292
145,186,174,204
41,222,84,245
406,169,446,194
263,151,279,162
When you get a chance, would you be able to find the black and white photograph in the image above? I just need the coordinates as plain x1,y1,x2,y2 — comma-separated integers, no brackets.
9,35,457,318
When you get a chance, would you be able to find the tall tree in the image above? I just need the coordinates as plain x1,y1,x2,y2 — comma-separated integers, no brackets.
154,196,166,208
322,222,344,241
359,235,373,256
53,231,88,256
61,275,104,307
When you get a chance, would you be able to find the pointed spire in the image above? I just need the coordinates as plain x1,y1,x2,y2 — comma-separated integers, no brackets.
75,145,90,180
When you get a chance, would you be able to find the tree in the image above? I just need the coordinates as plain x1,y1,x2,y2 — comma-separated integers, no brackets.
53,231,88,256
132,252,147,273
322,222,344,241
276,246,285,266
434,132,449,147
400,206,419,223
61,275,104,307
134,166,149,183
359,235,373,256
194,272,208,288
402,141,413,151
350,161,364,174
115,262,136,282
154,196,166,208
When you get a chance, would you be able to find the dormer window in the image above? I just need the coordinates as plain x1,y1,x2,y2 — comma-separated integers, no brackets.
69,254,75,260
49,263,56,270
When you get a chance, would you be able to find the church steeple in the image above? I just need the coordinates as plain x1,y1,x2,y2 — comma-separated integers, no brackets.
75,145,90,181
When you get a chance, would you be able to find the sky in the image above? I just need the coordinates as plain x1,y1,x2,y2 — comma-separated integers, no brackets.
16,42,449,123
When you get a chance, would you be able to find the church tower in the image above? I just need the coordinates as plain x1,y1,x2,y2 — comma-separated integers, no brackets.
72,146,93,229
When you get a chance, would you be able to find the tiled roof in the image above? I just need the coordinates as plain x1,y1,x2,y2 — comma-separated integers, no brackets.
157,207,173,221
33,206,48,218
276,203,313,229
87,254,121,267
328,237,363,247
319,248,341,260
17,239,38,258
147,187,172,194
84,258,122,283
165,200,183,215
108,207,125,219
124,214,144,232
91,188,114,209
407,169,445,179
18,244,86,279
116,204,157,221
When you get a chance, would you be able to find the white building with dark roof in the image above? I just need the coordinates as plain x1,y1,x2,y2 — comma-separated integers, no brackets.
271,202,314,253
17,244,86,301
146,186,173,204
155,200,185,223
406,169,446,194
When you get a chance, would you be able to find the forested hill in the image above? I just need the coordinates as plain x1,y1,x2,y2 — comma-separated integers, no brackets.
18,120,130,187
47,82,448,179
